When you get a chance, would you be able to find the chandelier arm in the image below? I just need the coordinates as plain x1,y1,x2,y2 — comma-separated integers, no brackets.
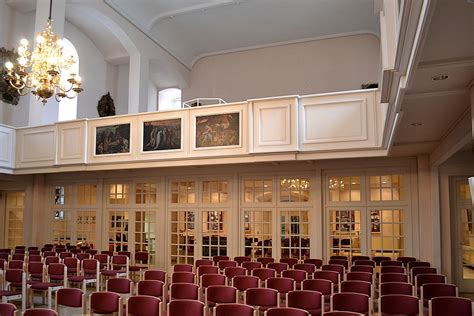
49,0,53,20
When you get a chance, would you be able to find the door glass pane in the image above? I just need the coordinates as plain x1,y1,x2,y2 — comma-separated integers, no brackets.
244,210,273,259
108,211,129,252
280,178,310,202
6,192,25,248
135,211,156,265
370,209,404,259
462,207,474,279
329,177,361,202
329,209,361,260
170,210,195,265
202,210,227,259
76,211,96,247
53,209,71,245
77,184,97,205
280,210,310,260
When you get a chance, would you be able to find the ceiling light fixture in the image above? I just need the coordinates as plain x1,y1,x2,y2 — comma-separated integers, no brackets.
431,74,449,81
4,0,83,104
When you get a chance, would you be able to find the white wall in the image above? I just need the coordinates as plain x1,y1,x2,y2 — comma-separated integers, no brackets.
182,34,380,102
115,63,129,115
147,81,157,112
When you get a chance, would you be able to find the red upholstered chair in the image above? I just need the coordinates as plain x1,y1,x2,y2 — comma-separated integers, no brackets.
245,288,279,313
345,272,373,284
282,270,307,289
137,280,165,302
330,293,370,315
23,308,58,316
350,266,374,274
352,260,375,268
351,256,370,263
8,260,24,270
55,288,85,315
106,277,133,300
168,299,204,316
257,258,275,267
420,283,457,308
67,258,100,292
407,261,430,271
0,253,10,262
328,260,349,270
224,266,247,281
218,260,238,271
201,273,226,289
214,303,256,316
28,255,42,263
1,269,26,310
322,264,345,276
195,259,213,268
126,295,161,316
379,282,413,296
287,290,324,316
101,250,114,257
44,257,60,266
252,268,277,284
302,279,333,301
429,296,472,316
93,254,109,270
130,251,149,270
0,303,16,316
27,261,44,283
205,285,238,312
340,280,372,297
171,272,195,284
372,256,391,266
268,262,289,276
313,271,340,291
234,256,251,265
29,263,67,308
378,294,419,315
197,265,219,281
242,261,263,273
144,269,166,282
232,275,259,294
63,257,79,276
267,277,295,302
396,257,416,267
101,255,129,282
170,283,199,300
415,273,445,289
330,255,348,260
42,252,56,259
380,273,408,284
173,264,193,272
59,252,73,261
381,260,403,267
12,254,25,261
303,259,323,269
213,256,230,265
75,253,90,262
86,249,98,256
88,291,121,315
380,266,405,274
323,312,363,316
264,307,309,316
410,267,437,284
294,264,317,277
280,258,298,268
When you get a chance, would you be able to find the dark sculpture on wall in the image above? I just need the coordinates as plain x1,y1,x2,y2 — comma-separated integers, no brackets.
0,47,20,105
97,92,116,117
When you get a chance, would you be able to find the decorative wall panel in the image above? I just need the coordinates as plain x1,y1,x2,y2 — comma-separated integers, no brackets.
16,125,56,168
57,120,87,165
0,125,15,169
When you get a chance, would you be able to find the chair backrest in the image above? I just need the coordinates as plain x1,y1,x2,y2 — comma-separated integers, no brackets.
353,260,375,267
380,266,405,274
351,256,370,263
23,308,58,316
379,294,419,315
331,292,370,314
245,288,278,308
287,290,323,313
380,282,413,296
280,258,298,268
232,275,259,291
12,253,25,261
381,260,403,267
407,261,430,271
213,256,230,264
0,303,17,316
411,267,437,283
59,252,73,260
82,259,99,275
415,273,445,288
302,278,333,296
201,273,226,288
42,251,56,258
281,269,307,284
264,307,309,316
267,262,289,275
106,277,132,294
137,280,164,298
294,263,316,275
44,256,60,265
421,283,457,303
170,283,199,300
56,288,83,308
266,277,295,294
224,266,247,279
303,259,323,268
195,259,213,268
313,270,340,285
396,257,416,267
380,273,408,284
89,291,121,314
257,257,275,266
144,269,166,282
206,285,238,305
5,268,24,284
322,264,345,275
330,255,348,260
28,255,42,263
28,250,41,256
214,303,255,316
218,260,238,271
47,263,66,282
171,271,195,284
252,268,276,281
118,251,131,258
234,256,251,265
429,296,472,316
350,265,374,274
134,251,149,264
63,257,79,271
346,272,373,284
168,299,204,316
101,250,114,256
340,280,372,296
328,259,349,269
126,295,161,316
75,253,91,261
242,261,262,272
8,260,24,270
28,261,44,275
372,256,391,265
173,264,193,272
197,265,219,277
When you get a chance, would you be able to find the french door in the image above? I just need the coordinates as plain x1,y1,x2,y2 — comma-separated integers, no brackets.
169,209,229,266
4,192,25,248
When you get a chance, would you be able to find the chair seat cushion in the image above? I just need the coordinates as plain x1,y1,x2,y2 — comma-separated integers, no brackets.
101,270,119,276
68,275,96,282
30,282,63,290
0,290,21,297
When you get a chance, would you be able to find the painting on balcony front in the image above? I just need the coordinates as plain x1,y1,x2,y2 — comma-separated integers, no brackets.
195,112,240,148
95,123,130,155
143,118,181,151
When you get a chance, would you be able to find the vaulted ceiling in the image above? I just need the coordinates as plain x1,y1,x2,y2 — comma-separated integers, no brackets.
105,0,380,67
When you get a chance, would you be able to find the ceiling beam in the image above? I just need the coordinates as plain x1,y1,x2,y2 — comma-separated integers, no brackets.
418,56,474,69
404,88,469,99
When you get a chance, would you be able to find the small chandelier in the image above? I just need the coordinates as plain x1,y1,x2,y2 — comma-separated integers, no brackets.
4,0,83,104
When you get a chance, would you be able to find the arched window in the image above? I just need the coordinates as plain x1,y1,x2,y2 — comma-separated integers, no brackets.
58,38,79,121
158,88,182,111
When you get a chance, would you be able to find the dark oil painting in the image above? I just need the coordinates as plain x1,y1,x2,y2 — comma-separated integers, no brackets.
95,123,130,155
143,118,181,151
195,112,240,148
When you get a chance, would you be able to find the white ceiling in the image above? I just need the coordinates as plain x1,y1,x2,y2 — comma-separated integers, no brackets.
394,0,474,153
106,0,380,67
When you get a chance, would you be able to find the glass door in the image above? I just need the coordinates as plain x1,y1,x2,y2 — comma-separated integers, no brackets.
201,210,228,259
5,192,25,248
170,210,196,265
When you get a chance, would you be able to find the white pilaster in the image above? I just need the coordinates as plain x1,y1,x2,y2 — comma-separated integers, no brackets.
128,54,149,113
28,0,66,126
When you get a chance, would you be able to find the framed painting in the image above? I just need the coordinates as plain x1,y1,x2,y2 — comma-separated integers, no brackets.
195,112,240,148
143,118,181,151
95,123,130,155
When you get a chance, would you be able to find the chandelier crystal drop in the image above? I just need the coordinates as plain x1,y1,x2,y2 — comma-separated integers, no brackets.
4,0,83,104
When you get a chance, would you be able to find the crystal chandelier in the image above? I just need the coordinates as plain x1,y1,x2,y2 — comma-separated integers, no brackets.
4,0,83,104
